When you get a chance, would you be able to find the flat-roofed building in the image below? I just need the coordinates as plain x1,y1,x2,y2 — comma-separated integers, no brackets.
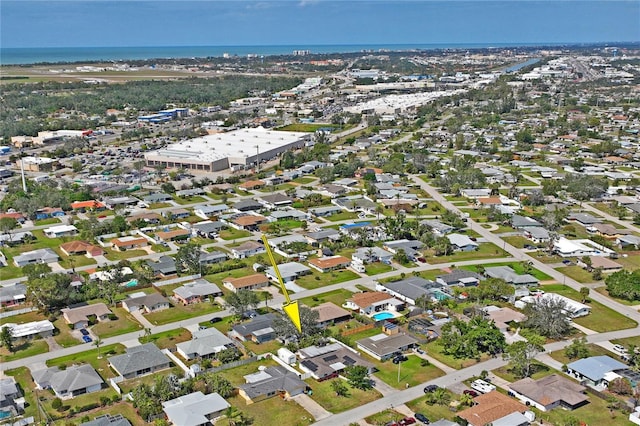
145,127,309,172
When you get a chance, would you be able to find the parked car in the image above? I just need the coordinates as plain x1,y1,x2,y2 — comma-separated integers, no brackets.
470,379,496,394
414,413,430,424
463,389,479,397
613,344,627,354
415,348,425,355
80,329,89,336
562,259,572,265
399,418,416,425
392,355,408,364
82,335,92,343
423,384,439,393
209,317,222,324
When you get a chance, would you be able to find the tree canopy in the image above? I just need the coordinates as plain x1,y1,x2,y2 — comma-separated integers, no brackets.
605,270,640,301
440,317,506,359
522,296,572,339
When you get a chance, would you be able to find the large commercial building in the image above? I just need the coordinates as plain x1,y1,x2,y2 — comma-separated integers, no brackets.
145,127,309,172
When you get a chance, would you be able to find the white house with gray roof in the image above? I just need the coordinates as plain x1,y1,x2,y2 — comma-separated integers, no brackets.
238,366,307,404
265,262,311,283
484,266,539,287
356,332,418,361
176,327,235,360
377,277,449,305
447,234,479,251
108,343,171,379
13,248,59,267
32,364,103,399
162,391,230,426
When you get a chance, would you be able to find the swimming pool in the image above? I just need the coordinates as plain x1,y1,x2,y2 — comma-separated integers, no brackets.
372,311,395,321
124,279,138,287
0,411,11,419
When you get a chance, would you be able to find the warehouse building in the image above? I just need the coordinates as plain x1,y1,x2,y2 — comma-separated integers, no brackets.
144,127,309,172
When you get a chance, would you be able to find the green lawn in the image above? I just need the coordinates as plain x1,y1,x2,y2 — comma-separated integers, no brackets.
278,123,340,132
492,361,556,383
373,355,445,389
173,195,206,205
424,340,490,370
58,253,97,269
148,202,172,209
217,395,313,426
217,358,281,386
307,378,381,413
53,317,81,348
293,176,317,184
298,288,354,308
47,343,127,379
325,211,359,222
549,343,618,366
556,265,598,283
139,328,192,349
219,228,252,240
365,262,394,275
366,409,407,426
34,217,61,226
0,310,46,325
426,243,508,264
0,339,49,362
203,266,256,285
103,248,148,261
405,391,460,423
461,261,553,281
5,367,39,419
144,301,222,326
542,284,638,332
92,307,143,338
616,254,640,271
243,338,283,355
534,388,630,426
501,235,535,249
295,269,360,290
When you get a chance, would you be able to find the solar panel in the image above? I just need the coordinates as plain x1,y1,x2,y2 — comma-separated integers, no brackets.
302,360,318,371
324,354,338,362
343,356,356,365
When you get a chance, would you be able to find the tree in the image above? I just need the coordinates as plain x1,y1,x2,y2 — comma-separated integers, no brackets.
609,377,633,395
223,290,260,318
0,217,18,237
94,338,103,359
224,406,253,426
217,347,240,364
27,273,77,313
272,306,321,343
523,296,572,339
345,365,372,390
503,334,545,378
605,270,640,301
175,242,202,275
393,248,409,265
331,379,350,397
202,373,233,398
425,387,451,405
459,392,474,407
579,287,590,303
440,317,506,359
0,326,14,353
564,337,590,360
22,263,52,280
592,267,603,281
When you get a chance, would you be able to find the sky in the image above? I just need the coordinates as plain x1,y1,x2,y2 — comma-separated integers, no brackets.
1,1,639,48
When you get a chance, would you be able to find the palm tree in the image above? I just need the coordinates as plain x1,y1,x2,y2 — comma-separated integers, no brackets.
224,406,244,426
94,338,103,359
459,393,475,407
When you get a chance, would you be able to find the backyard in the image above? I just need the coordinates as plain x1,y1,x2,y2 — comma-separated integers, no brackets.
91,307,143,338
144,301,222,326
372,355,445,389
306,377,381,413
295,269,360,290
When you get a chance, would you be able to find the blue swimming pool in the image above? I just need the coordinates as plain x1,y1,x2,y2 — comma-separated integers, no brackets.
124,279,138,287
0,411,11,419
372,312,395,321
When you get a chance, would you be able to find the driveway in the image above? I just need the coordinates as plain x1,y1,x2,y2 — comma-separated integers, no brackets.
131,310,154,329
290,394,331,421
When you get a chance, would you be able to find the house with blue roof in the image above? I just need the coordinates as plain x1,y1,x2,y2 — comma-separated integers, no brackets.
566,355,628,389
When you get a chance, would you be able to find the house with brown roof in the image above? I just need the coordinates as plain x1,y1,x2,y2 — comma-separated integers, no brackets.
126,212,162,225
310,302,351,327
232,215,268,230
343,291,404,316
223,274,270,293
457,391,528,426
509,374,588,412
110,236,148,251
60,241,104,258
307,255,351,273
70,200,106,211
156,228,190,242
239,180,265,190
476,197,503,206
61,303,112,329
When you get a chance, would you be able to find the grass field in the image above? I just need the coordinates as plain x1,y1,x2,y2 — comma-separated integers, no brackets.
216,395,313,426
298,288,354,308
424,340,490,370
103,248,148,261
307,378,381,413
492,361,556,383
373,355,445,389
616,254,640,271
293,176,317,184
47,343,127,379
219,228,252,240
53,317,81,348
549,343,617,366
139,328,192,349
0,339,49,362
542,284,638,332
556,265,598,283
295,269,360,290
593,286,637,306
278,123,340,132
92,307,143,338
405,390,460,423
325,211,359,222
461,261,553,281
144,301,222,326
365,262,394,275
173,195,206,205
426,243,508,265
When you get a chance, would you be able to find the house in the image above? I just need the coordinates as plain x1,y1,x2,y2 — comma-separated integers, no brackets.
585,256,623,273
223,273,270,293
103,196,140,210
566,355,628,389
108,343,172,379
193,204,228,219
566,212,602,227
35,207,65,220
0,283,27,307
421,219,454,236
352,247,393,265
230,313,277,343
70,200,106,211
308,255,351,273
238,366,307,404
457,391,528,426
356,332,418,361
447,234,479,251
384,239,425,261
232,214,268,230
146,256,177,277
156,228,190,242
483,306,526,332
110,236,148,251
265,262,311,283
436,270,484,288
260,193,293,209
233,199,263,211
617,234,640,249
588,223,630,239
308,205,342,217
511,215,542,229
377,277,449,305
298,342,375,380
1,320,54,340
231,241,265,259
61,303,112,329
344,292,403,315
32,364,104,399
80,414,132,426
509,374,588,411
173,279,222,305
305,229,342,246
553,237,614,257
484,266,539,287
199,250,227,265
460,188,492,199
310,302,352,327
176,327,235,360
269,208,308,222
0,231,33,246
516,293,590,318
192,220,226,238
162,208,190,220
522,226,550,244
122,292,171,313
162,391,230,426
0,377,24,416
238,180,265,191
143,193,173,203
43,224,78,238
175,188,205,198
60,241,104,258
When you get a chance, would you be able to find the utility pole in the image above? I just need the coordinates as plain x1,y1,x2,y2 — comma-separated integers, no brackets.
256,145,260,173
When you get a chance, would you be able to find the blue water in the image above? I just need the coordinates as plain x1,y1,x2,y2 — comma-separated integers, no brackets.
1,43,567,65
124,279,138,288
0,411,11,419
503,58,542,73
372,312,395,321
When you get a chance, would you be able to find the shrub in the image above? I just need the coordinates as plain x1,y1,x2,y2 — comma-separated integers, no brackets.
51,398,62,410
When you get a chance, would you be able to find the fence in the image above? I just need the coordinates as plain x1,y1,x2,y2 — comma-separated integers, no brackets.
199,356,259,375
109,376,124,395
341,323,375,336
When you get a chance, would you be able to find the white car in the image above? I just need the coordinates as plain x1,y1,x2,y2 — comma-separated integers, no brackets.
470,379,496,394
613,344,627,354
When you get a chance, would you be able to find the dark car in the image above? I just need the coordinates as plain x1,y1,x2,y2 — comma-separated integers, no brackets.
392,355,408,364
82,335,92,343
209,317,222,324
463,389,479,397
399,418,416,425
415,413,430,424
80,329,89,336
423,384,439,393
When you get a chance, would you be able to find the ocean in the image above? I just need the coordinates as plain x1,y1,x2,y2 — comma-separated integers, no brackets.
1,43,565,66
